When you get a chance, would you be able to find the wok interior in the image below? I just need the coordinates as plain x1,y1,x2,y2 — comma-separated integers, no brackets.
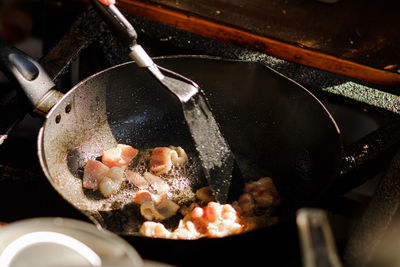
40,57,342,235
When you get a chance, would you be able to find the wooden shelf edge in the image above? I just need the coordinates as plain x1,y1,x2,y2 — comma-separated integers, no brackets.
117,0,400,88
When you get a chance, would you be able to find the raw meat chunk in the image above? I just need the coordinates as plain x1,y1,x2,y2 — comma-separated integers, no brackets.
82,160,109,189
125,170,150,189
102,144,138,168
149,146,187,175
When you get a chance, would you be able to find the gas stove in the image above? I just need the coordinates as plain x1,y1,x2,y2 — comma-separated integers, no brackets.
0,3,399,266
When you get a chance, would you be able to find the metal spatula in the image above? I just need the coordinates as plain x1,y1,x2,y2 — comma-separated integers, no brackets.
91,0,243,203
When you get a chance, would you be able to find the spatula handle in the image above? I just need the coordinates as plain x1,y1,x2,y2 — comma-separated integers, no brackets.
297,208,343,267
90,0,137,48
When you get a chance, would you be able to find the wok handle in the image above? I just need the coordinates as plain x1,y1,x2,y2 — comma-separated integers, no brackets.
296,208,342,267
0,39,62,116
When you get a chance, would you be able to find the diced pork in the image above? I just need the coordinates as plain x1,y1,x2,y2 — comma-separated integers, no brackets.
196,186,215,203
232,177,280,218
134,190,163,205
140,199,180,221
107,166,124,183
139,221,172,239
139,177,280,239
140,201,243,239
149,147,174,175
82,160,124,197
143,172,170,194
169,146,188,165
243,177,280,208
236,193,256,217
82,160,109,189
125,170,150,189
98,177,120,197
102,144,138,168
149,146,187,175
180,202,200,216
156,197,180,219
135,190,179,221
98,166,124,197
184,202,242,238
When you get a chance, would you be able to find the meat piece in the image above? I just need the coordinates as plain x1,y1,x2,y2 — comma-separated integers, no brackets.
98,177,121,197
140,198,180,221
138,177,281,239
83,159,124,196
241,215,279,232
244,177,280,208
232,177,279,217
149,146,187,175
98,166,124,197
102,144,138,168
236,192,256,216
107,166,124,183
125,170,149,189
254,192,276,208
140,201,161,220
149,147,174,175
156,197,180,219
82,160,109,189
193,202,241,238
134,190,164,205
135,190,179,220
139,221,172,239
140,201,243,239
180,202,243,238
143,172,170,194
196,186,215,203
221,204,239,221
203,202,221,222
206,205,242,238
169,146,188,165
171,220,201,240
180,202,200,216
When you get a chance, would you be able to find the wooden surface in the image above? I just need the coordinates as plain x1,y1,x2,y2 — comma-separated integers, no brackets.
114,0,400,87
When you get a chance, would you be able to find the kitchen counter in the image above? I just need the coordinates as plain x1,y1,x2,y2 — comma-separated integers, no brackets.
113,0,400,87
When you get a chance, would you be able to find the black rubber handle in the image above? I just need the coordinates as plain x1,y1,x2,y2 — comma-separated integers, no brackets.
90,0,137,48
0,39,55,110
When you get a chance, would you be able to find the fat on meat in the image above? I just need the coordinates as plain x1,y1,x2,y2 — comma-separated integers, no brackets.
102,144,138,168
82,160,109,189
98,177,120,197
168,146,188,165
243,177,280,208
82,159,124,197
139,201,243,239
149,146,187,175
135,190,179,221
195,186,215,203
98,166,124,197
143,172,170,194
125,170,150,189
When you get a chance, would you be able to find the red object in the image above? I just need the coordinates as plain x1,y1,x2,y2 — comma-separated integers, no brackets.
98,0,115,6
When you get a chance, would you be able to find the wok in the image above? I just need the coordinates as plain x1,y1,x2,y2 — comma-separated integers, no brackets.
0,40,342,265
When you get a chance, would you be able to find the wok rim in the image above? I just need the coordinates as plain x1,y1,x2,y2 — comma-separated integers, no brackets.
37,55,344,239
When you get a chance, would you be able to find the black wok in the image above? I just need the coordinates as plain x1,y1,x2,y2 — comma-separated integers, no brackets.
0,40,342,265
